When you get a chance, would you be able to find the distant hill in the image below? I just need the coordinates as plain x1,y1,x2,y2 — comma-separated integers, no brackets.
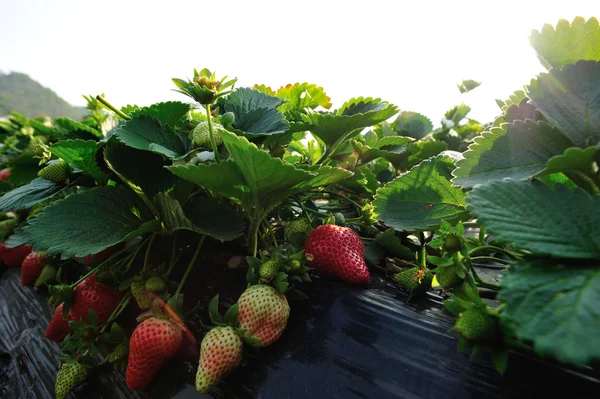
0,72,87,119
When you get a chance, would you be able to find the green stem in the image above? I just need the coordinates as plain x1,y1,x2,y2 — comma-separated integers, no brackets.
71,245,131,288
165,232,180,277
263,219,278,248
419,243,427,269
205,104,221,163
174,235,206,296
124,236,153,272
469,245,521,259
96,95,131,120
564,170,600,195
294,196,313,225
247,215,263,257
143,233,157,272
100,293,132,333
323,190,363,211
471,256,512,265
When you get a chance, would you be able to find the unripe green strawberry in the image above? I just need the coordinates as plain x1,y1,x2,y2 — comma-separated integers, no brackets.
145,276,166,293
453,307,499,342
259,260,279,280
443,232,462,253
55,361,87,399
237,284,290,347
436,266,462,289
109,341,129,363
284,219,310,238
195,326,243,394
35,264,57,287
287,259,301,270
0,218,17,234
190,122,224,148
393,267,433,295
220,112,235,128
131,281,153,310
38,161,70,183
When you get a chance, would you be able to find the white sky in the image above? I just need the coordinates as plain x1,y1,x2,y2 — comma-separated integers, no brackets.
0,0,597,125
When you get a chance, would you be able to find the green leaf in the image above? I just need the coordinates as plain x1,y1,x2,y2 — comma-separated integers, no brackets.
104,144,176,197
530,17,600,70
273,272,289,293
457,79,481,94
0,178,66,212
54,117,102,139
390,111,433,139
86,309,99,326
373,152,469,231
218,88,289,135
496,90,527,112
545,146,599,174
49,140,106,181
537,172,577,189
303,97,398,149
168,160,252,207
208,295,224,326
400,140,448,170
111,116,187,159
527,60,600,148
183,195,245,241
218,130,312,209
291,164,353,196
452,121,573,188
499,260,600,365
444,104,471,125
126,101,191,126
29,119,62,139
372,136,413,149
467,180,600,258
169,131,350,217
24,186,160,258
262,83,332,113
223,303,239,327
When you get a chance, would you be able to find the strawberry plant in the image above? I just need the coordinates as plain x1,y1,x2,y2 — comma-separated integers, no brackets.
0,16,597,398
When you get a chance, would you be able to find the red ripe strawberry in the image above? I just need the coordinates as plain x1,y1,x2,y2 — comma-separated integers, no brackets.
237,284,290,347
195,326,243,393
126,317,184,391
69,274,124,324
20,251,47,286
0,168,10,182
304,224,370,285
1,244,33,268
45,303,72,342
44,274,124,342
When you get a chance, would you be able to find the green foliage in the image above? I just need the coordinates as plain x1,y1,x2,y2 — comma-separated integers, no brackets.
104,143,176,196
530,17,600,70
24,186,160,258
302,97,398,157
499,260,600,365
467,180,600,258
122,101,191,126
527,60,600,148
457,79,481,94
453,121,573,188
373,153,469,231
0,178,66,211
390,111,433,139
49,140,106,181
217,87,289,135
111,116,187,159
